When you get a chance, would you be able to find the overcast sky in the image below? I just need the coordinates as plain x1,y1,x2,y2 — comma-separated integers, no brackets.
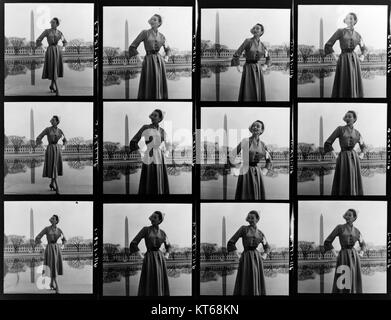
5,3,93,42
298,201,387,248
104,203,192,249
201,203,289,250
201,9,290,48
298,103,386,150
104,101,192,147
4,201,93,240
5,102,93,141
298,5,387,51
103,6,192,52
201,107,290,148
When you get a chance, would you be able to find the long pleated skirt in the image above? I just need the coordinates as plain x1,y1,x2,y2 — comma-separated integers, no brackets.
331,52,363,98
331,150,363,196
138,162,170,195
138,250,170,296
43,243,63,278
238,63,266,101
42,144,63,178
235,166,265,200
332,249,362,293
138,53,168,99
233,249,266,296
42,45,64,80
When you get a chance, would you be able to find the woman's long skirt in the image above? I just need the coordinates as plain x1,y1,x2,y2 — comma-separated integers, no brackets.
331,150,363,196
138,161,170,195
42,144,63,178
235,166,265,200
238,63,266,101
138,54,168,99
233,249,266,295
42,45,64,80
332,249,363,293
331,52,363,98
138,250,170,296
44,243,63,278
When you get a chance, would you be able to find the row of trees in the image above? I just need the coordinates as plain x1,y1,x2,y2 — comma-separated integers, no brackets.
4,234,92,253
5,36,93,55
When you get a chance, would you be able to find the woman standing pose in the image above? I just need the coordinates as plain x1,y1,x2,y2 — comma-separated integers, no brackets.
231,23,271,101
35,214,66,294
129,211,171,296
324,110,367,195
227,210,270,295
324,12,367,98
129,109,170,194
128,14,171,99
36,17,67,96
322,209,366,293
36,115,67,195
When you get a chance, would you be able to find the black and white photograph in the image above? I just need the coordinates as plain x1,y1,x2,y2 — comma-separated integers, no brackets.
4,3,94,96
297,103,386,196
3,201,94,294
297,5,387,98
103,101,192,195
103,6,192,100
200,8,290,101
200,203,289,296
298,201,387,294
103,203,192,296
200,107,290,200
4,102,93,195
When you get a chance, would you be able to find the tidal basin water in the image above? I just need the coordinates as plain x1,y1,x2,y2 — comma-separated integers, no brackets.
200,263,289,296
297,164,386,196
103,264,192,296
103,66,192,99
103,163,192,194
4,156,93,194
200,63,290,101
201,164,289,200
297,66,386,98
4,256,93,294
298,261,386,293
5,57,93,96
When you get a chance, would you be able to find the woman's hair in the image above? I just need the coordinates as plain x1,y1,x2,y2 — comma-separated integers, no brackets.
153,109,164,122
52,214,60,224
344,12,358,25
246,210,260,222
52,115,60,124
152,14,163,26
343,208,357,221
52,17,60,26
343,110,357,123
248,120,265,134
250,23,264,36
151,210,164,224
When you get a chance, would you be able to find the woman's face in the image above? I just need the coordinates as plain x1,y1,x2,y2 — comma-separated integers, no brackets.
50,19,57,28
344,14,356,27
252,24,263,37
150,213,161,226
49,215,57,225
149,15,161,28
344,210,356,223
247,213,258,225
344,112,355,125
149,111,161,123
50,117,58,126
251,122,263,135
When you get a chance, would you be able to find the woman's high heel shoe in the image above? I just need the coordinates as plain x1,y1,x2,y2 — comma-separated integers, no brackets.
49,85,56,93
49,183,55,191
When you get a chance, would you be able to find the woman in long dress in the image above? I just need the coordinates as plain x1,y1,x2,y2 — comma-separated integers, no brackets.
227,210,270,295
35,214,66,294
324,110,367,196
230,120,272,200
36,115,67,195
231,23,271,101
129,211,171,296
322,209,366,293
129,109,170,194
36,17,67,96
324,12,367,98
128,14,171,99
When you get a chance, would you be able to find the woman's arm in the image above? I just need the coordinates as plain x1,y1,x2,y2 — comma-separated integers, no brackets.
162,34,171,57
261,233,270,259
129,226,147,254
231,39,248,66
263,44,271,67
227,140,242,167
324,126,341,155
324,29,342,55
163,231,172,259
61,31,68,47
357,230,366,257
357,131,367,157
323,225,340,255
129,125,147,152
35,227,47,245
60,129,67,146
36,29,48,47
35,127,48,146
358,34,368,57
227,226,244,253
128,30,147,58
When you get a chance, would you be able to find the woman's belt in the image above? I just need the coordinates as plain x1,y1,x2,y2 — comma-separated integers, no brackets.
341,147,354,151
48,143,58,145
47,241,58,244
249,162,261,167
341,48,354,53
147,248,160,251
341,245,355,249
146,50,160,55
245,59,260,64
